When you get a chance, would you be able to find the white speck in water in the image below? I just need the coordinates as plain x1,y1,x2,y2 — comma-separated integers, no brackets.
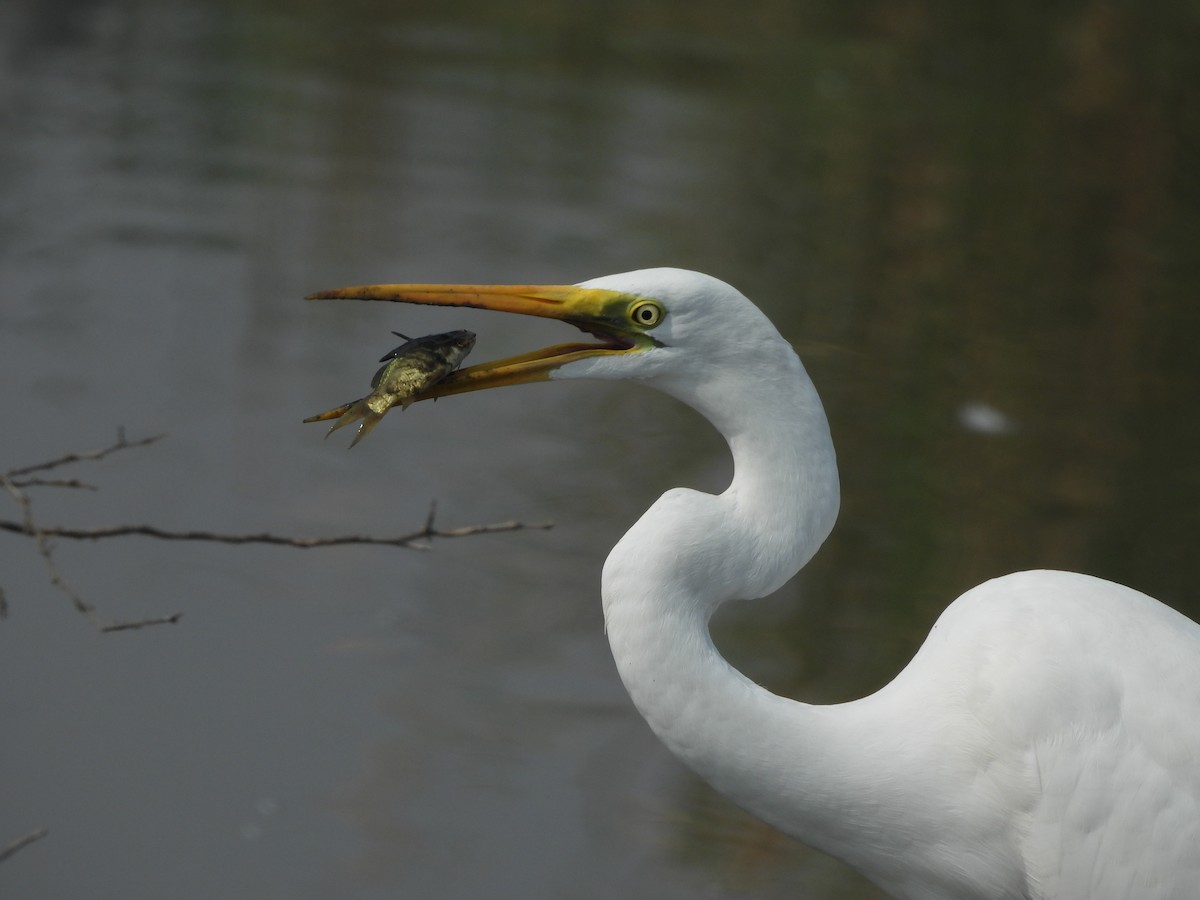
240,822,262,841
957,402,1017,436
255,798,278,817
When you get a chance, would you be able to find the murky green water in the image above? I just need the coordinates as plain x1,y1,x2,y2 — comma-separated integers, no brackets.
2,2,1198,898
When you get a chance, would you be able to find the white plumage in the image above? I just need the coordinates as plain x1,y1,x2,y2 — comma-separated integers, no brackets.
563,270,1200,899
315,267,1200,899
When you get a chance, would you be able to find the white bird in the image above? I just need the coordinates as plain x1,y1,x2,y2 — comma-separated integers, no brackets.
309,269,1200,900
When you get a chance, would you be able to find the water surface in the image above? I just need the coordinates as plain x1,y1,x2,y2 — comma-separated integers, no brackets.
2,2,1198,898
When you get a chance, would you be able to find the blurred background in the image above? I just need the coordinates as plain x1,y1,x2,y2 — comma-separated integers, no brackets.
2,1,1198,897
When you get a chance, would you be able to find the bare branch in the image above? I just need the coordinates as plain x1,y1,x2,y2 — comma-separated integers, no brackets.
0,517,552,549
100,612,185,633
8,477,98,491
0,826,48,864
1,468,96,622
5,429,164,479
2,430,551,631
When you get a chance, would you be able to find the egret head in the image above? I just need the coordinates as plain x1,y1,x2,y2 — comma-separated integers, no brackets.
307,268,788,401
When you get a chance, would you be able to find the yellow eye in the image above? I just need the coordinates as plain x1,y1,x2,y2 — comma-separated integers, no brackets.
629,300,664,328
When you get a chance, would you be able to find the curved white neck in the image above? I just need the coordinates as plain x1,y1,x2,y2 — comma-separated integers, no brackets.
599,345,892,865
598,340,1038,900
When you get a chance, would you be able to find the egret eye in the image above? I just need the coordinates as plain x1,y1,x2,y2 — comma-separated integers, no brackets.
629,300,665,328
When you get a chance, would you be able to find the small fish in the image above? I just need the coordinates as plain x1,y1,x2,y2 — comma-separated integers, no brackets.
305,329,476,447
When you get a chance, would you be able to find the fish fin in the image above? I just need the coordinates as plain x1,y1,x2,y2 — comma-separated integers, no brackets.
319,402,369,441
348,413,383,448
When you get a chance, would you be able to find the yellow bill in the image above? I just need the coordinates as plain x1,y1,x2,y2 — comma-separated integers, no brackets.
306,283,666,401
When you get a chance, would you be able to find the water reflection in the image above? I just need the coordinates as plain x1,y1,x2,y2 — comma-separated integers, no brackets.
2,1,1197,898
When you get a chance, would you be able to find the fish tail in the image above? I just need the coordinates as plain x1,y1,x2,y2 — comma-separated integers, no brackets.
348,412,384,448
324,402,366,436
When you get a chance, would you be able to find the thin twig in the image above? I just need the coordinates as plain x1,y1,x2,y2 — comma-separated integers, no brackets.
0,517,552,549
0,826,48,864
1,470,96,621
100,613,185,633
8,477,97,491
5,429,164,479
2,431,175,628
2,429,552,631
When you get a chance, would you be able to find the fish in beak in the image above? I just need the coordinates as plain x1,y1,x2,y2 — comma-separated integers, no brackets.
303,329,476,446
305,283,666,401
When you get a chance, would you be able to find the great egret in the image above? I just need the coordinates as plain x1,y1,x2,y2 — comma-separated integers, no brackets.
309,269,1200,900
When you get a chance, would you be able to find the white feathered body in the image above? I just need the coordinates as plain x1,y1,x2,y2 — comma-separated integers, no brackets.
577,269,1200,900
861,570,1200,899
